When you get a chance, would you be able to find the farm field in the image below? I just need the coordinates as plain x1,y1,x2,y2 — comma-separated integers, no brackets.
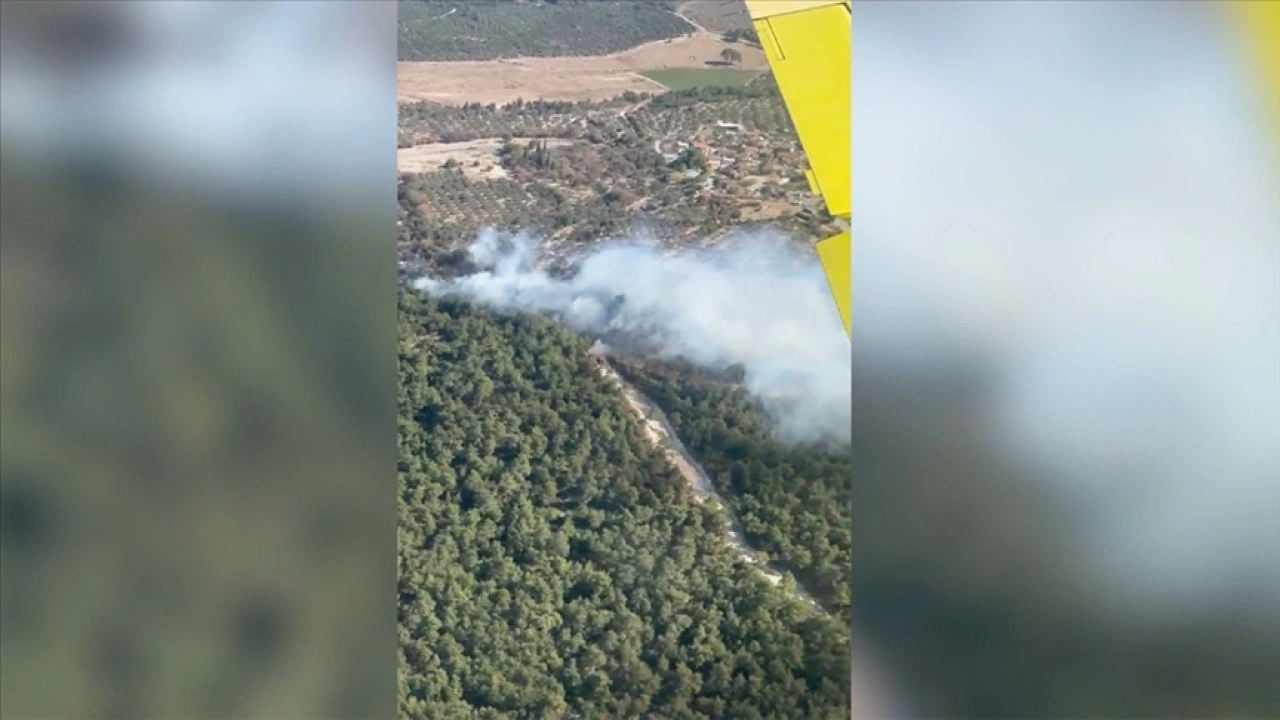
642,67,762,91
398,30,766,105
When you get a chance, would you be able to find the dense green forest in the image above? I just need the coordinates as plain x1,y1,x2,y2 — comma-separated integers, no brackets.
398,0,692,62
397,291,849,719
614,359,852,617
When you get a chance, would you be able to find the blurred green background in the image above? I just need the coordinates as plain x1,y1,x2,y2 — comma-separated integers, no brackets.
0,2,398,717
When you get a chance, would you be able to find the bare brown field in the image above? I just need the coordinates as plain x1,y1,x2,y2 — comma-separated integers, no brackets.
398,32,767,106
397,137,573,179
740,198,793,222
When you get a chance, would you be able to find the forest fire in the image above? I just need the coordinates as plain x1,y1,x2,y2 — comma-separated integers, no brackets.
587,338,610,368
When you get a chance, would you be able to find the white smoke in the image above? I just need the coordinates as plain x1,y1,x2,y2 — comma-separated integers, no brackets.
855,1,1280,624
413,228,851,445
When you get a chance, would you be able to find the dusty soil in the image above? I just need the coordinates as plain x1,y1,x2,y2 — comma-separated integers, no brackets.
398,32,767,106
397,137,572,179
740,198,793,222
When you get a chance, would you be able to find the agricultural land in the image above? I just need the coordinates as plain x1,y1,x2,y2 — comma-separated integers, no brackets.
398,1,768,105
397,80,842,276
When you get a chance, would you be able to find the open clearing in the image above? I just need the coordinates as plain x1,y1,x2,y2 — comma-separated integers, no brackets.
397,137,572,179
398,32,767,106
641,67,761,91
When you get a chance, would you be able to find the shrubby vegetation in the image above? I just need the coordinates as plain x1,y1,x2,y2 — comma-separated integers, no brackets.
396,81,835,271
399,0,692,62
614,358,853,616
398,81,787,147
397,292,850,719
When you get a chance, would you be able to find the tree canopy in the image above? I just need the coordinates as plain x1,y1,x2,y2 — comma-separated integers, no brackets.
398,291,850,719
614,358,853,617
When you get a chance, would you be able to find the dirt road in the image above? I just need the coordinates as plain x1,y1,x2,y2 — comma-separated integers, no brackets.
596,360,826,612
598,359,897,717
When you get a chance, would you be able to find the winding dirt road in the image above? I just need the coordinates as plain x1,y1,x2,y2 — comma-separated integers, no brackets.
595,360,827,612
596,359,899,719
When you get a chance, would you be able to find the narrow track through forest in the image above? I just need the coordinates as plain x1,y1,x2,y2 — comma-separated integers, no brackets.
596,359,831,616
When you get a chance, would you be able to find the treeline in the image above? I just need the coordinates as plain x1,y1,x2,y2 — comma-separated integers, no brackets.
613,358,853,616
398,292,850,719
722,28,760,45
648,73,782,110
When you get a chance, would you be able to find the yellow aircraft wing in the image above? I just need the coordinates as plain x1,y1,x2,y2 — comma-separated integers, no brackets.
745,0,851,337
1232,1,1280,155
747,0,1276,340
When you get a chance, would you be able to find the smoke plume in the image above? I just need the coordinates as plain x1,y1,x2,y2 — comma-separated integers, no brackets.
413,228,851,446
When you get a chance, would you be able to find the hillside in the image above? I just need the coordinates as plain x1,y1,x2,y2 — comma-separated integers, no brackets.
397,292,850,719
613,358,853,617
676,1,755,34
399,1,693,62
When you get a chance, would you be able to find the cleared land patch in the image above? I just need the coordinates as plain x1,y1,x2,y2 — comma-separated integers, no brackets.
642,67,761,91
398,32,767,106
397,137,573,179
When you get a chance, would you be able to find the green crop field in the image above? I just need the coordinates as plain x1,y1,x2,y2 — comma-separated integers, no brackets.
641,68,762,91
